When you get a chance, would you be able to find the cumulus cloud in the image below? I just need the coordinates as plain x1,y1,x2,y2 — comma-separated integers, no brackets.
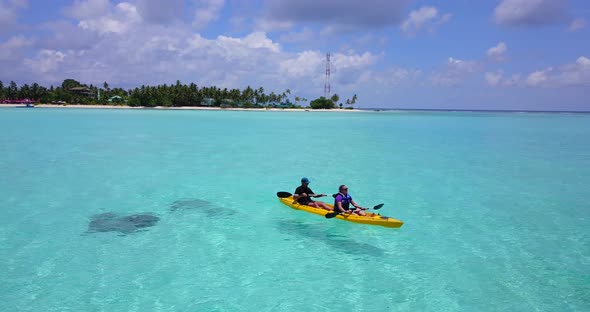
0,0,28,34
431,57,480,87
553,56,590,86
331,52,380,84
494,0,567,27
487,42,507,61
3,0,384,94
526,56,590,87
5,0,28,8
366,67,422,86
6,0,379,97
40,21,98,50
254,18,294,32
25,49,66,73
568,18,586,31
485,71,503,86
401,6,451,35
0,35,33,60
526,69,549,86
279,27,315,43
485,70,522,86
263,0,411,31
63,0,110,20
278,50,379,87
279,51,324,79
193,0,225,30
77,2,141,34
136,0,185,24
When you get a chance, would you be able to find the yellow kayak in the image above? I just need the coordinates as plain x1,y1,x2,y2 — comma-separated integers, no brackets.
276,192,403,228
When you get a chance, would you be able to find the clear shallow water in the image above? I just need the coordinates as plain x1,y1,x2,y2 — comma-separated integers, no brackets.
0,108,588,311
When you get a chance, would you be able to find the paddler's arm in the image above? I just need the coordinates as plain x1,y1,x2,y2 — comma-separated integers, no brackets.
335,200,346,213
350,199,364,210
293,193,307,200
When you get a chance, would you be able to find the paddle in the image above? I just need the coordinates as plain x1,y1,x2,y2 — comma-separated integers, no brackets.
277,191,292,198
325,203,384,219
276,191,327,199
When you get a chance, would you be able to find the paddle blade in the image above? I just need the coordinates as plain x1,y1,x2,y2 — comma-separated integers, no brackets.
277,191,292,198
373,204,384,210
325,212,340,219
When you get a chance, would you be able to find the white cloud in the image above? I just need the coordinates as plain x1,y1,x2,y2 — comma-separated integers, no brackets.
554,56,590,86
279,27,315,43
25,49,66,73
494,0,567,27
487,42,507,60
485,71,503,86
334,52,380,85
526,56,590,87
279,51,324,78
0,35,33,60
504,74,522,86
526,69,549,86
431,57,480,87
485,70,523,87
216,32,281,53
278,50,377,80
0,0,27,34
577,56,590,66
9,0,28,9
254,19,294,32
332,51,379,68
136,0,184,24
193,0,225,30
63,0,110,20
401,6,450,34
366,67,422,86
77,2,140,34
263,0,411,33
568,19,586,32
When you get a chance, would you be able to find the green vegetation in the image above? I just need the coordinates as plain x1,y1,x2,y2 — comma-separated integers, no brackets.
309,96,335,109
307,93,359,109
0,79,358,109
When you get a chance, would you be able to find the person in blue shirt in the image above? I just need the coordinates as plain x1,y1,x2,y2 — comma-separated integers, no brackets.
333,185,366,216
293,177,332,210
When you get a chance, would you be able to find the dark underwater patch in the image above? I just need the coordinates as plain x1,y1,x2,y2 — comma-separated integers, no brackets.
170,199,212,211
276,220,385,258
170,198,236,217
87,212,160,235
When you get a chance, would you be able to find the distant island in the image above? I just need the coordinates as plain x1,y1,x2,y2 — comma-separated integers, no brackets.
0,79,358,110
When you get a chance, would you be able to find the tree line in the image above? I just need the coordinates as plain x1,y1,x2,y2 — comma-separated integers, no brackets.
0,79,357,109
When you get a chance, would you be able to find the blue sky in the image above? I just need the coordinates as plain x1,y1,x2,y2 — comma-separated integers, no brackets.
1,0,589,110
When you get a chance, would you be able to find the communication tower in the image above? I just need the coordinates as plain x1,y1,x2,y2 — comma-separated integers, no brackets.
324,53,331,98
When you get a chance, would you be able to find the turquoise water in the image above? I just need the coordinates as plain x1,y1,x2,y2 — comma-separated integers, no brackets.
1,108,588,311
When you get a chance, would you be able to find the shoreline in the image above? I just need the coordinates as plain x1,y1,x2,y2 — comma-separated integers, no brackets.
0,103,364,112
3,104,588,114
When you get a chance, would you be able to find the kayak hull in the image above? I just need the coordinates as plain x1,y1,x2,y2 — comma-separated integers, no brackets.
278,196,403,228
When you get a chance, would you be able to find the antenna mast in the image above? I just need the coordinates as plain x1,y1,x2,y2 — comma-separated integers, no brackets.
324,52,331,98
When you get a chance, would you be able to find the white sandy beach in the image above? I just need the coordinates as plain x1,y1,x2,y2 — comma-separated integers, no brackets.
1,103,364,112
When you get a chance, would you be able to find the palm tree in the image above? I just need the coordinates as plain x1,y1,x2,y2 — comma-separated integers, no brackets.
330,93,339,106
